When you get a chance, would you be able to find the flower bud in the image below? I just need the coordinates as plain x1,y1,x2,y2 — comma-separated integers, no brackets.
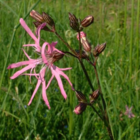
74,103,87,115
81,15,94,27
93,43,106,57
42,12,55,32
75,50,88,59
77,32,91,52
69,13,80,31
30,10,44,23
75,90,87,103
89,89,99,103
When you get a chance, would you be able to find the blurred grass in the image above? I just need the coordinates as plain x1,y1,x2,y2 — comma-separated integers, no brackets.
0,0,139,139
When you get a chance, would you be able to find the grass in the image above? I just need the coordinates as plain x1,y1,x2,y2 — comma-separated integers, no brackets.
0,0,139,139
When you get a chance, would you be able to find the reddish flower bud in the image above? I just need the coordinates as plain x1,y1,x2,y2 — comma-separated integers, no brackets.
42,12,55,32
75,91,87,103
74,103,87,115
77,32,91,52
89,89,99,103
30,10,44,23
81,15,94,27
69,13,80,31
93,43,106,57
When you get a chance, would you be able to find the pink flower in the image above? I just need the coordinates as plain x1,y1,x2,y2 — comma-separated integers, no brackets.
74,103,87,115
124,105,135,118
7,18,73,109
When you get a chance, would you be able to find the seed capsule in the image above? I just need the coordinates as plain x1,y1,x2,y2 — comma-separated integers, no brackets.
81,15,94,27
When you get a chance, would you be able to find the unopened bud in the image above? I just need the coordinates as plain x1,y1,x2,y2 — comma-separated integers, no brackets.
42,12,55,32
75,50,88,59
69,13,80,31
89,89,99,103
30,10,44,23
77,32,91,52
81,15,94,27
75,91,87,103
74,103,87,115
93,43,106,57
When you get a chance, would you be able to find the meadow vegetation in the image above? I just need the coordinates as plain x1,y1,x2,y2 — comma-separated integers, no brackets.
0,0,139,139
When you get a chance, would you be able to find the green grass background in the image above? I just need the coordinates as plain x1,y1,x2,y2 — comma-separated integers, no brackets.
0,0,139,139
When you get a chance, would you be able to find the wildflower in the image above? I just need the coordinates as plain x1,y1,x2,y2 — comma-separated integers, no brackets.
124,105,135,118
7,18,73,109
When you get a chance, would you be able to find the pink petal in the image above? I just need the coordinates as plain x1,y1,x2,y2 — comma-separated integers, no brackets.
45,75,54,90
22,49,31,60
23,44,36,47
20,18,40,52
28,79,41,106
10,64,36,79
36,22,46,40
59,70,73,88
59,67,72,71
41,42,49,64
51,66,67,99
48,42,57,53
20,18,37,43
42,80,50,109
7,61,32,69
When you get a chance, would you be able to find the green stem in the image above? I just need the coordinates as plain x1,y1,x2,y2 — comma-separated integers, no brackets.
88,104,104,121
79,60,94,91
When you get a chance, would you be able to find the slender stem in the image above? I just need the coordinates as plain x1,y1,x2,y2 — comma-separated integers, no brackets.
86,57,114,140
63,51,78,58
88,104,104,121
93,65,106,110
93,65,114,140
54,31,76,55
79,60,94,91
78,31,82,59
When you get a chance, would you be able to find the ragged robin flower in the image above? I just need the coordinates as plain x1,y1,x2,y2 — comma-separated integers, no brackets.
124,105,135,118
7,18,74,109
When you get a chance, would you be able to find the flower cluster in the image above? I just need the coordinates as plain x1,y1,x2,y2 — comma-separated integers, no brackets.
7,18,73,109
